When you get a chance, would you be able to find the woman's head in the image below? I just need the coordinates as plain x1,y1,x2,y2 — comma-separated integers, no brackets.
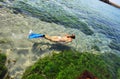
67,34,75,39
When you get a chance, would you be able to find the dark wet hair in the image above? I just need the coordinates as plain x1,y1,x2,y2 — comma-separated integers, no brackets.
69,34,75,39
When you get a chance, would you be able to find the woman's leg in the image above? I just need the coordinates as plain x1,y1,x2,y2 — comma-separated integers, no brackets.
44,35,52,41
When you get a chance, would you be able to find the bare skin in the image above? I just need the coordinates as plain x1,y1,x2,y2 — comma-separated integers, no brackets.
44,34,74,43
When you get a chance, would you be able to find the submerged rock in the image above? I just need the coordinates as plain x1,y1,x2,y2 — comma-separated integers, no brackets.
22,50,117,79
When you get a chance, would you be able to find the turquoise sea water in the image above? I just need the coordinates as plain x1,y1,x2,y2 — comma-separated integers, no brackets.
10,0,120,53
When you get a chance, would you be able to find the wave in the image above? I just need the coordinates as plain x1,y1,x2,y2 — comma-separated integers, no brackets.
12,0,94,35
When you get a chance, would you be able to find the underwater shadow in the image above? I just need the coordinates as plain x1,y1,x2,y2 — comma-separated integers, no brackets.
32,42,71,55
49,43,71,51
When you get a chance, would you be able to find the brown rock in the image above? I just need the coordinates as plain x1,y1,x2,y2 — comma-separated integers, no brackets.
77,70,98,79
